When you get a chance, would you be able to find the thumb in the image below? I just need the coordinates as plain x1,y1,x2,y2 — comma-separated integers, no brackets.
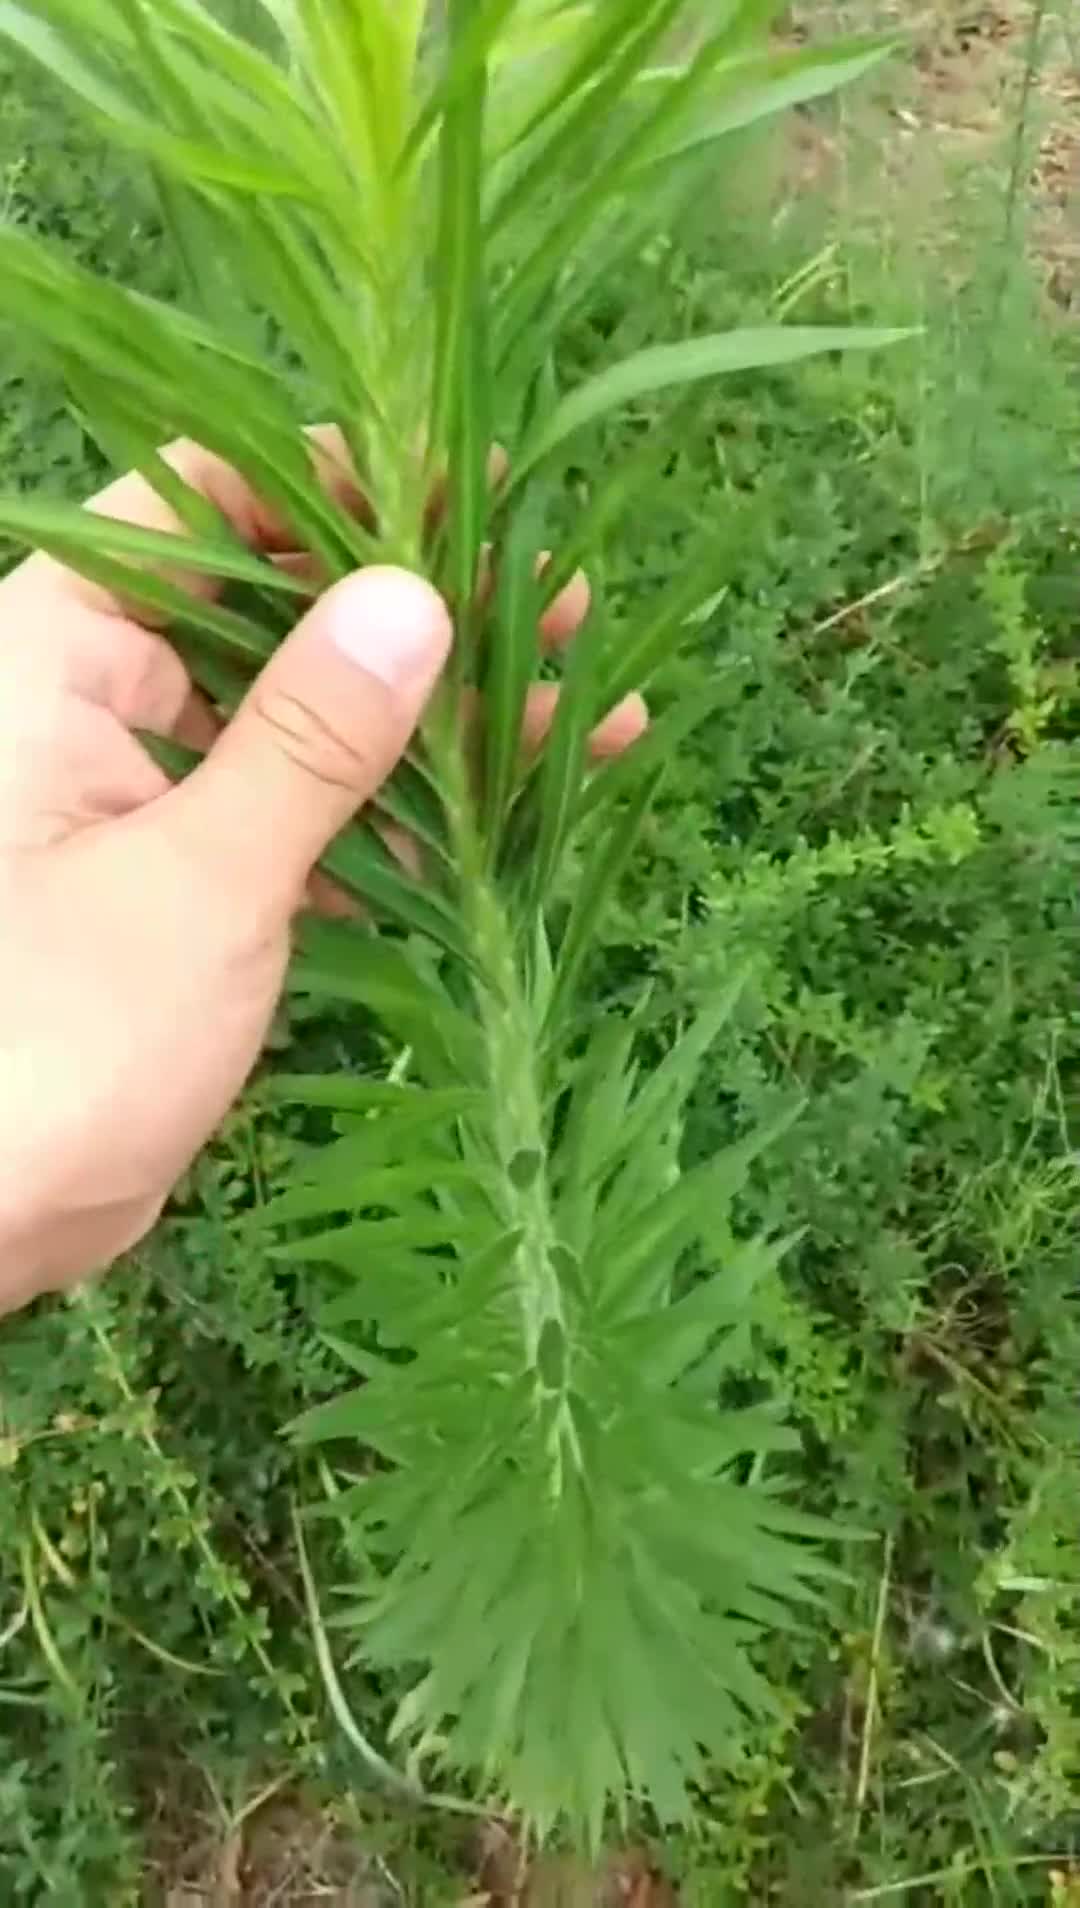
159,566,452,911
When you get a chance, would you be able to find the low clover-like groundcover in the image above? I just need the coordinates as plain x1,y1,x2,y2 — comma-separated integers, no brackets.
0,0,907,1841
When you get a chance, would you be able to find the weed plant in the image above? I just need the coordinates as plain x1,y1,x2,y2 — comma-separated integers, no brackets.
0,0,914,1852
0,4,1079,1901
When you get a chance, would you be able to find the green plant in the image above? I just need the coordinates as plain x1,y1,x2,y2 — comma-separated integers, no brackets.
0,0,911,1841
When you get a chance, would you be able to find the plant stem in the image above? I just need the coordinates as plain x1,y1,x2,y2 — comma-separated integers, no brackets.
481,937,563,1364
435,713,564,1369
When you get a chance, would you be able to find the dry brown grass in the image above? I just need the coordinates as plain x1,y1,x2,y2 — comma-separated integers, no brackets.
791,0,1079,302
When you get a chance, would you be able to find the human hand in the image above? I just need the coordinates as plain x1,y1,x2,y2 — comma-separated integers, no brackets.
0,439,644,1315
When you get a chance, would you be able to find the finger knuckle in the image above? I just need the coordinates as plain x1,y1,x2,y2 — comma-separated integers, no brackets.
251,684,374,796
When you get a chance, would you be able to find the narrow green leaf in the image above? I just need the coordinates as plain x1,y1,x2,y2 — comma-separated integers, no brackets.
267,1098,479,1197
137,733,202,782
537,387,698,602
271,1213,483,1271
576,678,728,824
264,1075,481,1116
528,596,611,908
546,768,661,1033
555,1016,639,1188
0,3,141,121
594,1103,805,1316
316,832,477,968
638,36,900,169
607,1236,788,1386
292,920,474,1038
615,979,747,1167
68,381,240,546
431,0,493,654
488,0,685,233
256,1160,478,1231
371,770,453,871
518,327,916,477
482,485,546,853
495,4,781,346
152,0,300,107
404,0,521,165
0,230,364,577
0,495,307,596
0,2,311,193
2,533,274,667
601,558,734,710
318,1253,453,1331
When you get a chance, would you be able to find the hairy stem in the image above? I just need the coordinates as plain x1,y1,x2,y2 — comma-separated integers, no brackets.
436,710,564,1367
480,925,563,1364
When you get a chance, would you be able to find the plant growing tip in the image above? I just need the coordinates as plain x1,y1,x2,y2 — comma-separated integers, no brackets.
0,0,906,1841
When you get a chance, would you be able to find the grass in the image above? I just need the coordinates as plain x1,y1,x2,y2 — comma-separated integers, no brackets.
1,6,1080,1901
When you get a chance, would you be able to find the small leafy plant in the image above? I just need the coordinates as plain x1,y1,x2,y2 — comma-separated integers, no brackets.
0,0,905,1838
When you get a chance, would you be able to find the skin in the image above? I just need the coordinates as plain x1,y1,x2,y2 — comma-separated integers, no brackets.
0,438,646,1316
